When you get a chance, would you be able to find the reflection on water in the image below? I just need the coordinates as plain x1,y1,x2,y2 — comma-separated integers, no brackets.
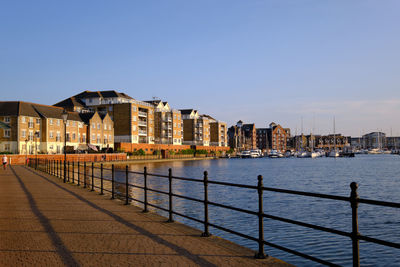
100,156,399,266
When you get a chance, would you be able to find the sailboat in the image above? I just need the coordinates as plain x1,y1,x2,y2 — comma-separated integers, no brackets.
328,117,340,157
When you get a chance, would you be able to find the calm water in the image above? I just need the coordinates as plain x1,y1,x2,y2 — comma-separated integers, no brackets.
112,155,400,266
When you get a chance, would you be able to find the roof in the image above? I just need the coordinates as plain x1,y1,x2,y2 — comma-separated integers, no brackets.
53,96,86,108
76,90,133,100
201,114,216,121
0,101,84,121
180,109,196,115
79,112,96,124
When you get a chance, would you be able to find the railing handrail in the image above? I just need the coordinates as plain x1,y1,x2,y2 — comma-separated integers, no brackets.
31,158,400,267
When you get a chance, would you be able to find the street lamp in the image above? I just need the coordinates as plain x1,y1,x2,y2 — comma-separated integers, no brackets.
61,109,68,183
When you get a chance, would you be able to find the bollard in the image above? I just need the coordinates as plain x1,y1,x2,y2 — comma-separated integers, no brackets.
125,165,129,205
100,163,104,195
350,182,360,267
201,171,210,237
255,175,267,259
167,168,174,222
91,162,94,191
111,164,115,199
143,167,148,212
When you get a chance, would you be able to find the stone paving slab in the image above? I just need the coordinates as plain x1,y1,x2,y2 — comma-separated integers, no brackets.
0,166,293,267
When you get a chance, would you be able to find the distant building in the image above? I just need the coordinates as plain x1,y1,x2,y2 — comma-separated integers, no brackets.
228,121,257,151
362,132,386,149
256,122,289,152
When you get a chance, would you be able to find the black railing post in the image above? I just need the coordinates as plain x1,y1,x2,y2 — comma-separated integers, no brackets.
125,165,129,205
72,161,75,184
350,182,360,267
201,171,210,237
84,162,87,188
91,162,94,191
143,166,148,212
255,175,267,259
167,168,174,222
56,160,58,177
100,163,104,195
77,161,80,186
63,159,66,183
67,161,70,182
111,164,115,199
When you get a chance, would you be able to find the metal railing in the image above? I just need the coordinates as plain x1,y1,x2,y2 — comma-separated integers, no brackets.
29,158,400,267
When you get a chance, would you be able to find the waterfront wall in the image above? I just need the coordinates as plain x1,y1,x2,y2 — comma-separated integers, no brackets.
115,142,229,154
7,153,127,165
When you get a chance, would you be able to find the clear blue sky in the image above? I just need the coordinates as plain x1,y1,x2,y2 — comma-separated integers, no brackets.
1,0,400,136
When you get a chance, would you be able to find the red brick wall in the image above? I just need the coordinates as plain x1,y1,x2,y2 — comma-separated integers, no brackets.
6,153,127,165
115,143,229,154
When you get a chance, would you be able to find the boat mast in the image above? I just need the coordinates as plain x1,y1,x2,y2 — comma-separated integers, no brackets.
333,116,336,152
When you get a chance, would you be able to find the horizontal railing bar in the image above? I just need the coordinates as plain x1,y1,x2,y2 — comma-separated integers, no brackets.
262,186,350,202
208,180,258,190
170,176,203,183
171,193,203,204
262,213,351,238
172,210,204,224
127,197,145,205
147,187,169,196
358,198,400,208
147,173,169,178
358,234,400,249
208,200,258,216
146,202,169,212
208,222,258,242
263,239,339,267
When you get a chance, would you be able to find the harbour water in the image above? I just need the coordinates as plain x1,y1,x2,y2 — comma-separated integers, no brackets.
113,154,400,266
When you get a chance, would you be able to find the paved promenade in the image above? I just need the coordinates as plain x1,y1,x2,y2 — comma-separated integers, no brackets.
0,166,291,266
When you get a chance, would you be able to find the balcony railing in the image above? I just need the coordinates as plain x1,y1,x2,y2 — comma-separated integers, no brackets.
138,121,147,126
138,130,147,135
138,111,147,117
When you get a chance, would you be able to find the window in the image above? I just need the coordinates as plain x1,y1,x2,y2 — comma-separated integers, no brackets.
4,117,10,123
36,118,40,124
22,130,26,138
49,119,53,125
28,118,34,128
50,131,54,138
57,119,60,126
72,121,76,126
66,133,70,142
66,121,70,126
108,124,111,130
97,123,100,130
21,116,26,123
104,124,107,130
56,132,61,141
78,133,80,142
133,116,137,122
4,129,10,137
29,131,34,141
109,135,112,142
72,133,76,140
174,123,176,127
133,125,136,131
4,144,10,151
83,134,86,143
92,123,95,129
92,134,95,141
97,134,101,143
132,106,137,112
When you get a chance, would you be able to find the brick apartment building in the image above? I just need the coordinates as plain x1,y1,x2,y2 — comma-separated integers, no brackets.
180,109,211,146
55,90,155,145
292,134,350,151
0,101,114,154
203,115,228,147
145,100,183,145
256,122,288,153
228,121,257,151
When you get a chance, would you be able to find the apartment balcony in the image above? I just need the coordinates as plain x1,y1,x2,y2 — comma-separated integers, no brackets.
138,130,147,136
138,120,147,127
138,111,147,117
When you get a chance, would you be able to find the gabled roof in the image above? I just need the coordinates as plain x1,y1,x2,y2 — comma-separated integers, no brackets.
54,96,86,108
79,112,96,124
180,109,197,115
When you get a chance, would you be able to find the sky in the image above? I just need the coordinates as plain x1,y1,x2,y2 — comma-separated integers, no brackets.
1,0,400,137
